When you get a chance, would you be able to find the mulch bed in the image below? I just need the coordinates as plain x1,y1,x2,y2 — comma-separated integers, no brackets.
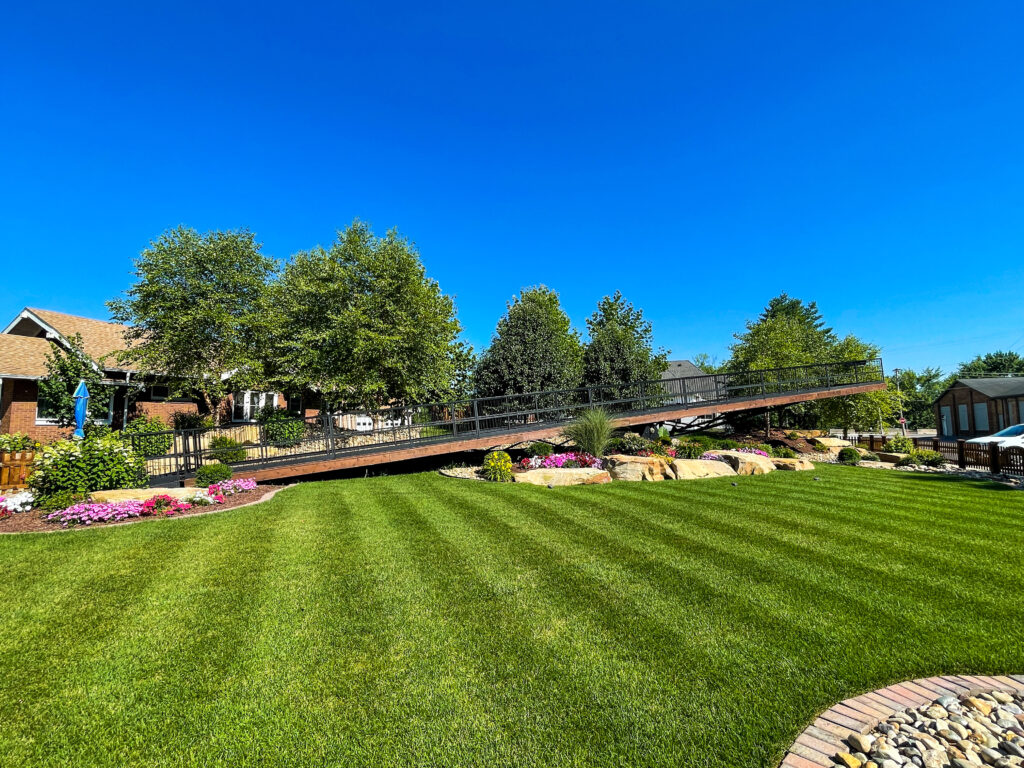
0,485,286,534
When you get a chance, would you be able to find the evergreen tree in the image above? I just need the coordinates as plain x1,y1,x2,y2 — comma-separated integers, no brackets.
582,291,668,389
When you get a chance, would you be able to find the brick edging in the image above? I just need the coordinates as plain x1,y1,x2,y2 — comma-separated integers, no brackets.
780,675,1024,768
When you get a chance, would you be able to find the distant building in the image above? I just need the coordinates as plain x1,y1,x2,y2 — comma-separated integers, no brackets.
933,377,1024,438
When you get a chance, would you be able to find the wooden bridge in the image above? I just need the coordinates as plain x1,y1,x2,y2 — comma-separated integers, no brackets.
135,359,886,486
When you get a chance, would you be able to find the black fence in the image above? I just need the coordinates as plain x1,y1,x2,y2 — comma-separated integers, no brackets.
129,358,884,486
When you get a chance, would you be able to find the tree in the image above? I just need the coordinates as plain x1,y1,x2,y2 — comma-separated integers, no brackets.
265,221,463,410
727,294,837,373
474,286,583,398
956,350,1024,377
36,334,116,427
107,227,276,411
582,291,668,389
891,367,946,429
819,335,902,437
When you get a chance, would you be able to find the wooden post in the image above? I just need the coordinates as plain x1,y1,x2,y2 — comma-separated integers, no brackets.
957,440,966,469
990,442,1001,474
472,399,481,434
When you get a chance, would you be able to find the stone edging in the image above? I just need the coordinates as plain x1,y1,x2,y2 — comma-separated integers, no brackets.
0,484,296,536
781,675,1024,768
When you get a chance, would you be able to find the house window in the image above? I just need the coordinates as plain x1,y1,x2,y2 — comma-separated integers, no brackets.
940,406,953,436
232,391,276,422
36,389,114,425
286,394,303,416
149,384,170,401
957,404,969,433
973,402,989,433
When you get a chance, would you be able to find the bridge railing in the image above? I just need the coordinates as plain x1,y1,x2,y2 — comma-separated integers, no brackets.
137,358,883,484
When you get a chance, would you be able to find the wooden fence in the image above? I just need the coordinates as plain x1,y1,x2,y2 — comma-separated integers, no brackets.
0,451,35,491
858,435,1024,476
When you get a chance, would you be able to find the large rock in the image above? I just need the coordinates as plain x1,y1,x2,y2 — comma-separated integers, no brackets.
91,487,196,503
669,459,737,479
771,457,814,471
875,452,909,463
812,437,852,453
705,450,775,475
513,468,612,487
604,454,672,482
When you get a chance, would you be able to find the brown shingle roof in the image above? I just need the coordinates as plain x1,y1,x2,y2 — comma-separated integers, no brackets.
0,335,53,378
25,308,135,369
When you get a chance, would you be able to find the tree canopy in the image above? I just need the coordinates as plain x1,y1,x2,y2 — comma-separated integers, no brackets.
37,334,117,427
264,221,463,410
956,350,1024,377
474,286,583,398
582,291,668,389
107,227,276,409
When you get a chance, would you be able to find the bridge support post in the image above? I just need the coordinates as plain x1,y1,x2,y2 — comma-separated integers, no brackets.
472,400,480,434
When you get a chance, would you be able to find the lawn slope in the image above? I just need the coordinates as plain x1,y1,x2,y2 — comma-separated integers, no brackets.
0,465,1022,767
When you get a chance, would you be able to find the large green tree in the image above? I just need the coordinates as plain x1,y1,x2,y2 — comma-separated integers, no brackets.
36,334,117,427
956,350,1024,377
727,294,836,373
108,227,276,411
582,291,668,389
819,336,902,437
265,221,463,410
473,286,583,398
891,367,946,429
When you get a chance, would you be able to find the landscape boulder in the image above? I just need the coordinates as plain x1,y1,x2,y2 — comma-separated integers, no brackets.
705,450,775,475
604,454,672,482
875,452,909,464
771,457,814,471
669,459,737,480
812,437,852,454
514,468,613,487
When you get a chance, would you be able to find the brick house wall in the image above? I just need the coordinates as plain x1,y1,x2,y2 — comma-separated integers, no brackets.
934,385,1024,438
0,379,70,443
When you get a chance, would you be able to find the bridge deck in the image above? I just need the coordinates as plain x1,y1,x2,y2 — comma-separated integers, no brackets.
193,379,883,485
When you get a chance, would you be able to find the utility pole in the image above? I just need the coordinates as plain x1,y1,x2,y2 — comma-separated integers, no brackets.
893,367,907,436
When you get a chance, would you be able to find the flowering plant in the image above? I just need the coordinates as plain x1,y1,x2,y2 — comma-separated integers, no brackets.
141,495,192,516
0,490,35,516
520,452,603,470
636,447,677,459
208,477,257,496
700,452,725,462
736,448,769,457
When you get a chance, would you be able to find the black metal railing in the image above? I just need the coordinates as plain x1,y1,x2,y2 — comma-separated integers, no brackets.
128,358,884,485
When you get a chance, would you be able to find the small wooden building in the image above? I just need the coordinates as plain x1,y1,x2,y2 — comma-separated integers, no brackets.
933,377,1024,438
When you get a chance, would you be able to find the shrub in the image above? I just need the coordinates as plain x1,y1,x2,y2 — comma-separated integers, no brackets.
861,451,880,461
38,490,87,513
525,442,554,458
122,415,172,457
207,436,247,464
29,433,147,507
884,435,914,454
837,447,861,465
171,411,216,431
786,431,801,440
195,462,233,486
0,433,38,453
259,411,305,447
771,445,797,459
674,442,706,460
562,408,613,458
656,427,672,445
481,451,513,482
898,450,943,468
610,432,649,456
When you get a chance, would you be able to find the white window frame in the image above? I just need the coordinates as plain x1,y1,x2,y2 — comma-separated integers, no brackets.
36,391,115,426
231,391,277,422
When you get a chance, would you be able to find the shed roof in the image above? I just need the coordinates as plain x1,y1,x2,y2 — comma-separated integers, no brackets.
661,360,707,379
953,377,1024,398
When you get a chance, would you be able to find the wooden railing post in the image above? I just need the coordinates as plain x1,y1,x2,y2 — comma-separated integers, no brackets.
957,440,966,469
990,442,1001,474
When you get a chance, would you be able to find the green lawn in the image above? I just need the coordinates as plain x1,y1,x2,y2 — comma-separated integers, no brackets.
1,465,1023,767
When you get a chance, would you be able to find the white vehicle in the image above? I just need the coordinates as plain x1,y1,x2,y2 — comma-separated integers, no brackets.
966,423,1024,448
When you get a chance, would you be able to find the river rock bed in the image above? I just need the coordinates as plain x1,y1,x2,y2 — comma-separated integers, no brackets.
836,690,1024,768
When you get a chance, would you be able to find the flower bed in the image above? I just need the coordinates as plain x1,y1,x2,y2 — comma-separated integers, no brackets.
519,452,603,470
0,490,35,517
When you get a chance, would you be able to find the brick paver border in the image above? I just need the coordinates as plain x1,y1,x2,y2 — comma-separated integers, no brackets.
780,675,1024,768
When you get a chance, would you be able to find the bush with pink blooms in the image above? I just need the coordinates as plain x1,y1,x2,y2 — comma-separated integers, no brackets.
520,452,603,470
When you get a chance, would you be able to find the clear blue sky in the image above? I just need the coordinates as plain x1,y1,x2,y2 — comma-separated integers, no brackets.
2,2,1022,373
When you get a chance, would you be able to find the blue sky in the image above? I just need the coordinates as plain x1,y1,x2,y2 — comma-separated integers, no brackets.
2,1,1022,373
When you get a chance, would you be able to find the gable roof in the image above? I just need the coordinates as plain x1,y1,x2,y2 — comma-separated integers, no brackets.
25,308,132,364
0,335,54,379
952,377,1024,399
661,360,707,380
0,308,137,378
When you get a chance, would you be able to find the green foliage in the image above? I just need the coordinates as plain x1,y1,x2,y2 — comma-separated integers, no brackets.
256,406,305,447
885,435,914,454
771,445,797,459
897,449,944,468
481,451,513,482
581,290,667,392
891,367,947,430
786,431,801,440
837,447,861,465
607,432,649,455
207,436,247,464
674,442,706,459
107,226,277,408
525,442,554,458
195,462,233,486
473,286,583,399
561,408,613,458
29,433,147,505
0,433,38,453
957,350,1024,377
36,334,116,427
264,220,463,410
37,490,87,513
122,415,172,457
861,451,879,461
171,411,216,431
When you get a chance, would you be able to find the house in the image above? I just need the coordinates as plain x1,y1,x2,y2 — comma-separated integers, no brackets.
933,376,1024,438
0,307,304,443
659,359,717,430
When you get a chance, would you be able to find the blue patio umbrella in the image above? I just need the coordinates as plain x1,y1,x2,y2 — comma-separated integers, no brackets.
73,380,89,439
